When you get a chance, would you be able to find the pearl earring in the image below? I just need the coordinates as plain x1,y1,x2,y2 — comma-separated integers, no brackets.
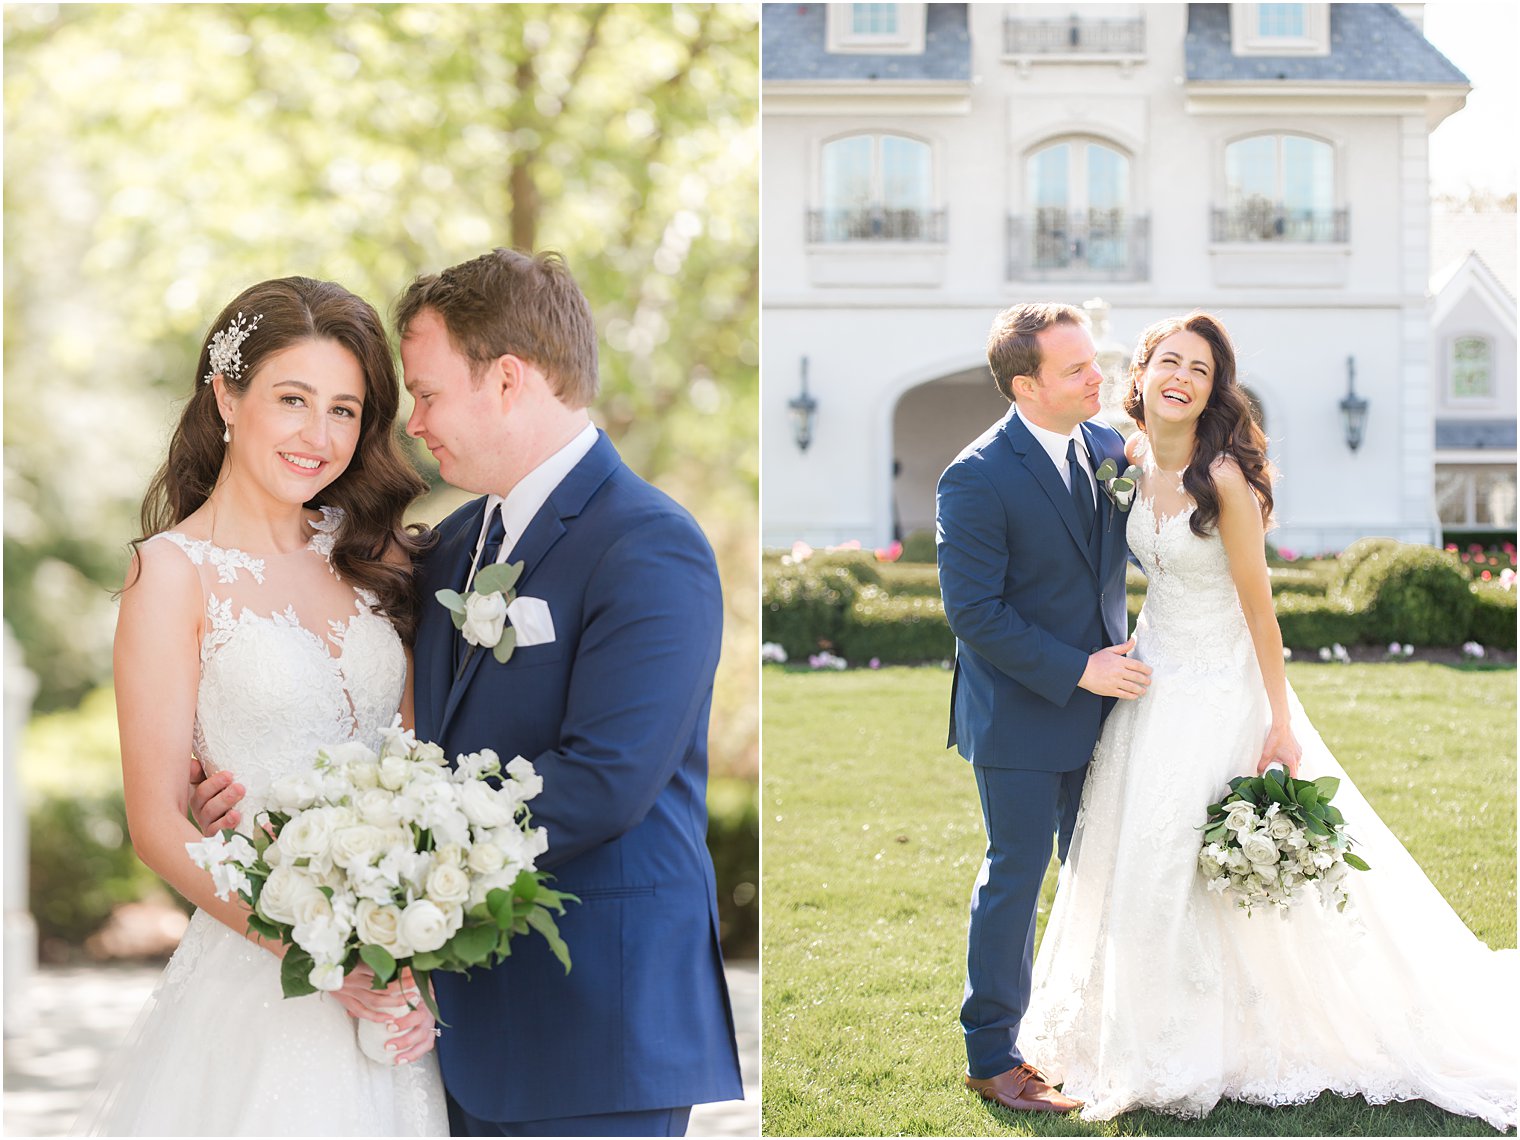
223,424,231,444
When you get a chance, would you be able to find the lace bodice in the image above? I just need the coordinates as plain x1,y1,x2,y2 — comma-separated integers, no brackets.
148,506,406,833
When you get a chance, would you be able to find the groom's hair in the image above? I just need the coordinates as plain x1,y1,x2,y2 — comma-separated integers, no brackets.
394,248,599,407
986,302,1088,403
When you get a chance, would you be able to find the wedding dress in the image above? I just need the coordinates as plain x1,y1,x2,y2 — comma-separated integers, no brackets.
76,507,447,1136
1019,470,1518,1129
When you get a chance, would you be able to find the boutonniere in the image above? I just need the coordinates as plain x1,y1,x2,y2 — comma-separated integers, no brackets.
1094,458,1141,512
436,560,526,672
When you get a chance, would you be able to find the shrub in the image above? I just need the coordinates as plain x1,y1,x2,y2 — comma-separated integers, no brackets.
1274,592,1365,648
1469,586,1518,650
835,588,954,663
761,563,858,658
1267,566,1329,596
1330,537,1404,596
876,563,941,597
899,528,937,564
1340,543,1475,646
811,550,883,587
706,778,758,958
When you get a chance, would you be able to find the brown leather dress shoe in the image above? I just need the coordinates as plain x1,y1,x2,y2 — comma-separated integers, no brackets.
965,1063,1083,1113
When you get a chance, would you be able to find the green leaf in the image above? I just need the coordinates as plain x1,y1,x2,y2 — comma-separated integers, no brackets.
1303,813,1331,836
1296,785,1320,810
1263,771,1290,806
412,968,448,1028
435,588,467,615
526,907,573,974
1111,477,1134,494
492,626,517,664
360,943,397,985
246,913,282,941
1312,776,1341,803
1094,458,1117,482
487,887,515,929
474,560,524,596
1122,464,1140,481
512,869,540,904
451,608,467,630
1204,824,1230,844
1343,852,1371,872
409,949,444,972
280,948,318,998
449,922,499,966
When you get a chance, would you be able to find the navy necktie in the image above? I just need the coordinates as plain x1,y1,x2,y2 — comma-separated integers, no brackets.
1067,439,1095,541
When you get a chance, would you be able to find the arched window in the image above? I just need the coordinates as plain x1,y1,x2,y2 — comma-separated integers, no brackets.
813,133,940,242
1016,139,1144,279
1450,336,1494,400
1218,134,1342,242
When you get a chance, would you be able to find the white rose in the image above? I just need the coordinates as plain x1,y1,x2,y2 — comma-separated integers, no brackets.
440,903,465,938
505,755,543,800
309,961,346,992
461,591,509,647
425,861,471,906
328,741,376,768
459,781,517,829
1268,813,1297,840
330,824,388,871
293,887,334,928
1223,802,1258,832
270,772,321,813
378,755,411,791
397,900,451,954
282,810,336,866
355,900,409,957
1239,830,1279,867
467,842,506,876
353,788,401,828
257,864,311,925
347,761,381,791
1254,861,1280,884
434,842,468,867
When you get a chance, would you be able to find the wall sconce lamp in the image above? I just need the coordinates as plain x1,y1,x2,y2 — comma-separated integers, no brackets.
1339,356,1369,454
789,356,818,453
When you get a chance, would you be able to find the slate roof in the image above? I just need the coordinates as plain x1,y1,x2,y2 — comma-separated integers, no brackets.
762,3,971,82
1435,419,1517,449
1185,4,1468,84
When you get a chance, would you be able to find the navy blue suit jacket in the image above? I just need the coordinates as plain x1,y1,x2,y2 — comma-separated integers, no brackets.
937,410,1130,772
416,431,743,1122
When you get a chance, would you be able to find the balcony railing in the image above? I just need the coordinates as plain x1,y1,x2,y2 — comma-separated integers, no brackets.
807,207,948,244
1004,14,1145,55
1007,211,1149,282
1211,205,1349,243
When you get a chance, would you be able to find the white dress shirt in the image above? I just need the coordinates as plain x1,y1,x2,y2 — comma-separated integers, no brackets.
467,421,598,586
1016,411,1097,507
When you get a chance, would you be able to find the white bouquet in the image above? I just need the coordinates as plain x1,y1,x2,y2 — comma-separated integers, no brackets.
1197,768,1370,915
188,717,574,1057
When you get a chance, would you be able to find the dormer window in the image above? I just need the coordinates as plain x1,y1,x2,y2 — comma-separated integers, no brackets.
1229,3,1330,56
826,3,927,54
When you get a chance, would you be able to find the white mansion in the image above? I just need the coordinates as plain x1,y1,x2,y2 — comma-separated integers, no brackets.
761,2,1516,553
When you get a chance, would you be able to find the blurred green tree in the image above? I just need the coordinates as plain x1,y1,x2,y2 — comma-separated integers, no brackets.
3,3,757,779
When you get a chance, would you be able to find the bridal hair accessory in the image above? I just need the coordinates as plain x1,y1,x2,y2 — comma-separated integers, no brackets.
203,311,264,383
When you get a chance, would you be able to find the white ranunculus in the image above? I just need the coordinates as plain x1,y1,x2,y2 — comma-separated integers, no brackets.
378,755,411,791
467,841,506,876
270,772,321,813
282,810,336,866
331,824,389,871
309,961,346,991
355,900,409,957
347,761,381,791
425,861,471,906
258,864,312,925
1239,830,1279,867
397,900,451,954
292,887,335,928
354,788,401,828
434,842,468,867
505,755,543,800
461,591,509,647
459,781,517,829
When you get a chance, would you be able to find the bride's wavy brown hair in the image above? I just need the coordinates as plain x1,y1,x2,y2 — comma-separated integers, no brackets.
1123,311,1274,540
133,277,433,641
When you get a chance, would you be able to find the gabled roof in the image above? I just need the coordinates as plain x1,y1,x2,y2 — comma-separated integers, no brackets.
1431,211,1517,302
762,3,971,82
1185,4,1468,84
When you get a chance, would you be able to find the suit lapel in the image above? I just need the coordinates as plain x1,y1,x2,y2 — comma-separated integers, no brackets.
421,499,489,738
436,431,623,737
1003,414,1098,578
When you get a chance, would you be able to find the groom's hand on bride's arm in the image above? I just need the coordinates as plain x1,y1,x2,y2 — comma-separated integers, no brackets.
1077,637,1151,699
187,759,244,836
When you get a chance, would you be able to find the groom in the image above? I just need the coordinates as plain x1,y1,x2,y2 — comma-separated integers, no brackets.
936,302,1149,1114
197,249,743,1136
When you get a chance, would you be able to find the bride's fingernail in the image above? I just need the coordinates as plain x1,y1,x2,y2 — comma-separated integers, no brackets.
387,1022,398,1032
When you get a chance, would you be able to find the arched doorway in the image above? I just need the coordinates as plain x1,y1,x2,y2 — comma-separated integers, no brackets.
890,368,1008,540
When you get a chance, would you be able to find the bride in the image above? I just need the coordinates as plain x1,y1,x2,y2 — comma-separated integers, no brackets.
1019,312,1517,1130
76,277,448,1135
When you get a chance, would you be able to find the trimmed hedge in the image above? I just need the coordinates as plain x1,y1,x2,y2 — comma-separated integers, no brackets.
835,587,955,663
1267,566,1330,597
876,563,942,597
1339,543,1475,646
1470,587,1518,650
899,528,937,564
762,563,858,657
1275,592,1365,649
1330,537,1404,595
706,778,758,958
810,551,883,587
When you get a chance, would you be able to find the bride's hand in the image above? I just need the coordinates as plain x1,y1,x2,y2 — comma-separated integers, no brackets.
1256,722,1303,779
384,970,440,1065
330,965,439,1062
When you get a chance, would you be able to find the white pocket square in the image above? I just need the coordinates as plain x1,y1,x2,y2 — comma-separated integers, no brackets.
506,595,555,647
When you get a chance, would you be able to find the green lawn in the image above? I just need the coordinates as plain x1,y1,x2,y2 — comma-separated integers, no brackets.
761,663,1516,1137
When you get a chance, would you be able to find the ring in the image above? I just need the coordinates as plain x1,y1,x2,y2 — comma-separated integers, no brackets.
433,1028,442,1037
